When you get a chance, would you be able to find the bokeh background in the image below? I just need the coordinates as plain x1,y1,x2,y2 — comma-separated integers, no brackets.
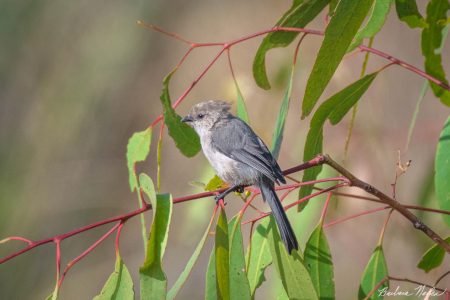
1,0,449,299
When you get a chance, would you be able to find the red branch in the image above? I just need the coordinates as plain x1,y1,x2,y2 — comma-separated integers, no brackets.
143,24,450,128
0,158,328,265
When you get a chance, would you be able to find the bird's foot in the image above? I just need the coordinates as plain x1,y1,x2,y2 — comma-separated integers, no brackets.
214,193,226,204
235,185,245,194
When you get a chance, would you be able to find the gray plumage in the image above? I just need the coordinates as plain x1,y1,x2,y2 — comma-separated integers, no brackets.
182,100,298,253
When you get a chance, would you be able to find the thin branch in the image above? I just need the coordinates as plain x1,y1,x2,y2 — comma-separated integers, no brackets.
58,223,120,288
435,270,450,286
324,207,387,229
242,183,347,225
144,25,449,129
321,154,450,253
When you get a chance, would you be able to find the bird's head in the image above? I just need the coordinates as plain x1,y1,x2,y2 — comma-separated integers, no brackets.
181,100,232,134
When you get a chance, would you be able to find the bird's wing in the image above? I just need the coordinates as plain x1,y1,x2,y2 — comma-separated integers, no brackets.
211,117,285,184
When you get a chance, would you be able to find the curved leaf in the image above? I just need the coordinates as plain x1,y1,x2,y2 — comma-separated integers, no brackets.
216,207,230,300
160,71,201,157
304,225,335,300
302,0,374,118
349,0,393,51
417,237,450,272
139,193,173,300
205,175,225,192
395,0,428,28
126,127,152,191
358,246,389,300
252,0,330,89
421,0,450,106
93,256,134,300
267,216,318,300
435,115,450,226
167,209,216,300
246,218,272,298
228,215,251,300
299,72,378,201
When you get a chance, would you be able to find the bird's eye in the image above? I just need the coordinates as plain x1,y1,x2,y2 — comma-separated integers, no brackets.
197,113,205,119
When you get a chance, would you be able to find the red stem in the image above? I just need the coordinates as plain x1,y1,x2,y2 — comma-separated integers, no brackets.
146,25,449,129
58,223,120,288
115,222,125,257
242,183,346,225
323,206,387,229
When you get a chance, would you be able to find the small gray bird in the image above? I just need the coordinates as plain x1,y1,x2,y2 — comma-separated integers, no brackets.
182,100,298,253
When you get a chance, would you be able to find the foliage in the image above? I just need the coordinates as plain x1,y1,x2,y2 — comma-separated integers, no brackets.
2,1,450,299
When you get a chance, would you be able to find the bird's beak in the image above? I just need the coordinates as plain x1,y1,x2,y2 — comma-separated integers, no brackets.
181,115,193,123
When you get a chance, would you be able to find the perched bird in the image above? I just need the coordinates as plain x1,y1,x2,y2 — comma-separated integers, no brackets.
182,100,298,253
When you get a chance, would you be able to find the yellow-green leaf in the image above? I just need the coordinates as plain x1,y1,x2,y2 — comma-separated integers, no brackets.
93,256,134,300
358,246,389,300
205,175,225,192
126,127,152,191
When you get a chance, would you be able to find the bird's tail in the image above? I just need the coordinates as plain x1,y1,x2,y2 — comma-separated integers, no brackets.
259,179,299,254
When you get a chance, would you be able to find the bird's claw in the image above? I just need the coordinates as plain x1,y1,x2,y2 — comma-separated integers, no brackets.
235,186,245,193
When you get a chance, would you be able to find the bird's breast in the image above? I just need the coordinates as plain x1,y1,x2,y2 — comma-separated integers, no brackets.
201,138,259,186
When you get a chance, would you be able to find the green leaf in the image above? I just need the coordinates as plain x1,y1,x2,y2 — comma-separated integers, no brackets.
160,71,201,157
205,175,225,192
267,216,318,300
126,127,152,191
93,256,134,300
205,250,217,300
299,72,378,201
417,237,450,272
228,215,251,300
271,64,294,160
302,0,374,118
138,173,155,252
236,85,250,124
140,193,173,300
349,0,393,51
435,115,450,226
246,218,272,298
304,225,335,300
253,0,330,89
140,173,156,204
421,0,450,106
395,0,428,28
215,207,230,300
167,210,216,300
358,246,389,300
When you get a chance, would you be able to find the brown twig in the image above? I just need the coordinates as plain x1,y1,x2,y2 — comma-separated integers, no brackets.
320,154,450,253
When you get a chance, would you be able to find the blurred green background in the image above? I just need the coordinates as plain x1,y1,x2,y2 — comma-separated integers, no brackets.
0,0,449,299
